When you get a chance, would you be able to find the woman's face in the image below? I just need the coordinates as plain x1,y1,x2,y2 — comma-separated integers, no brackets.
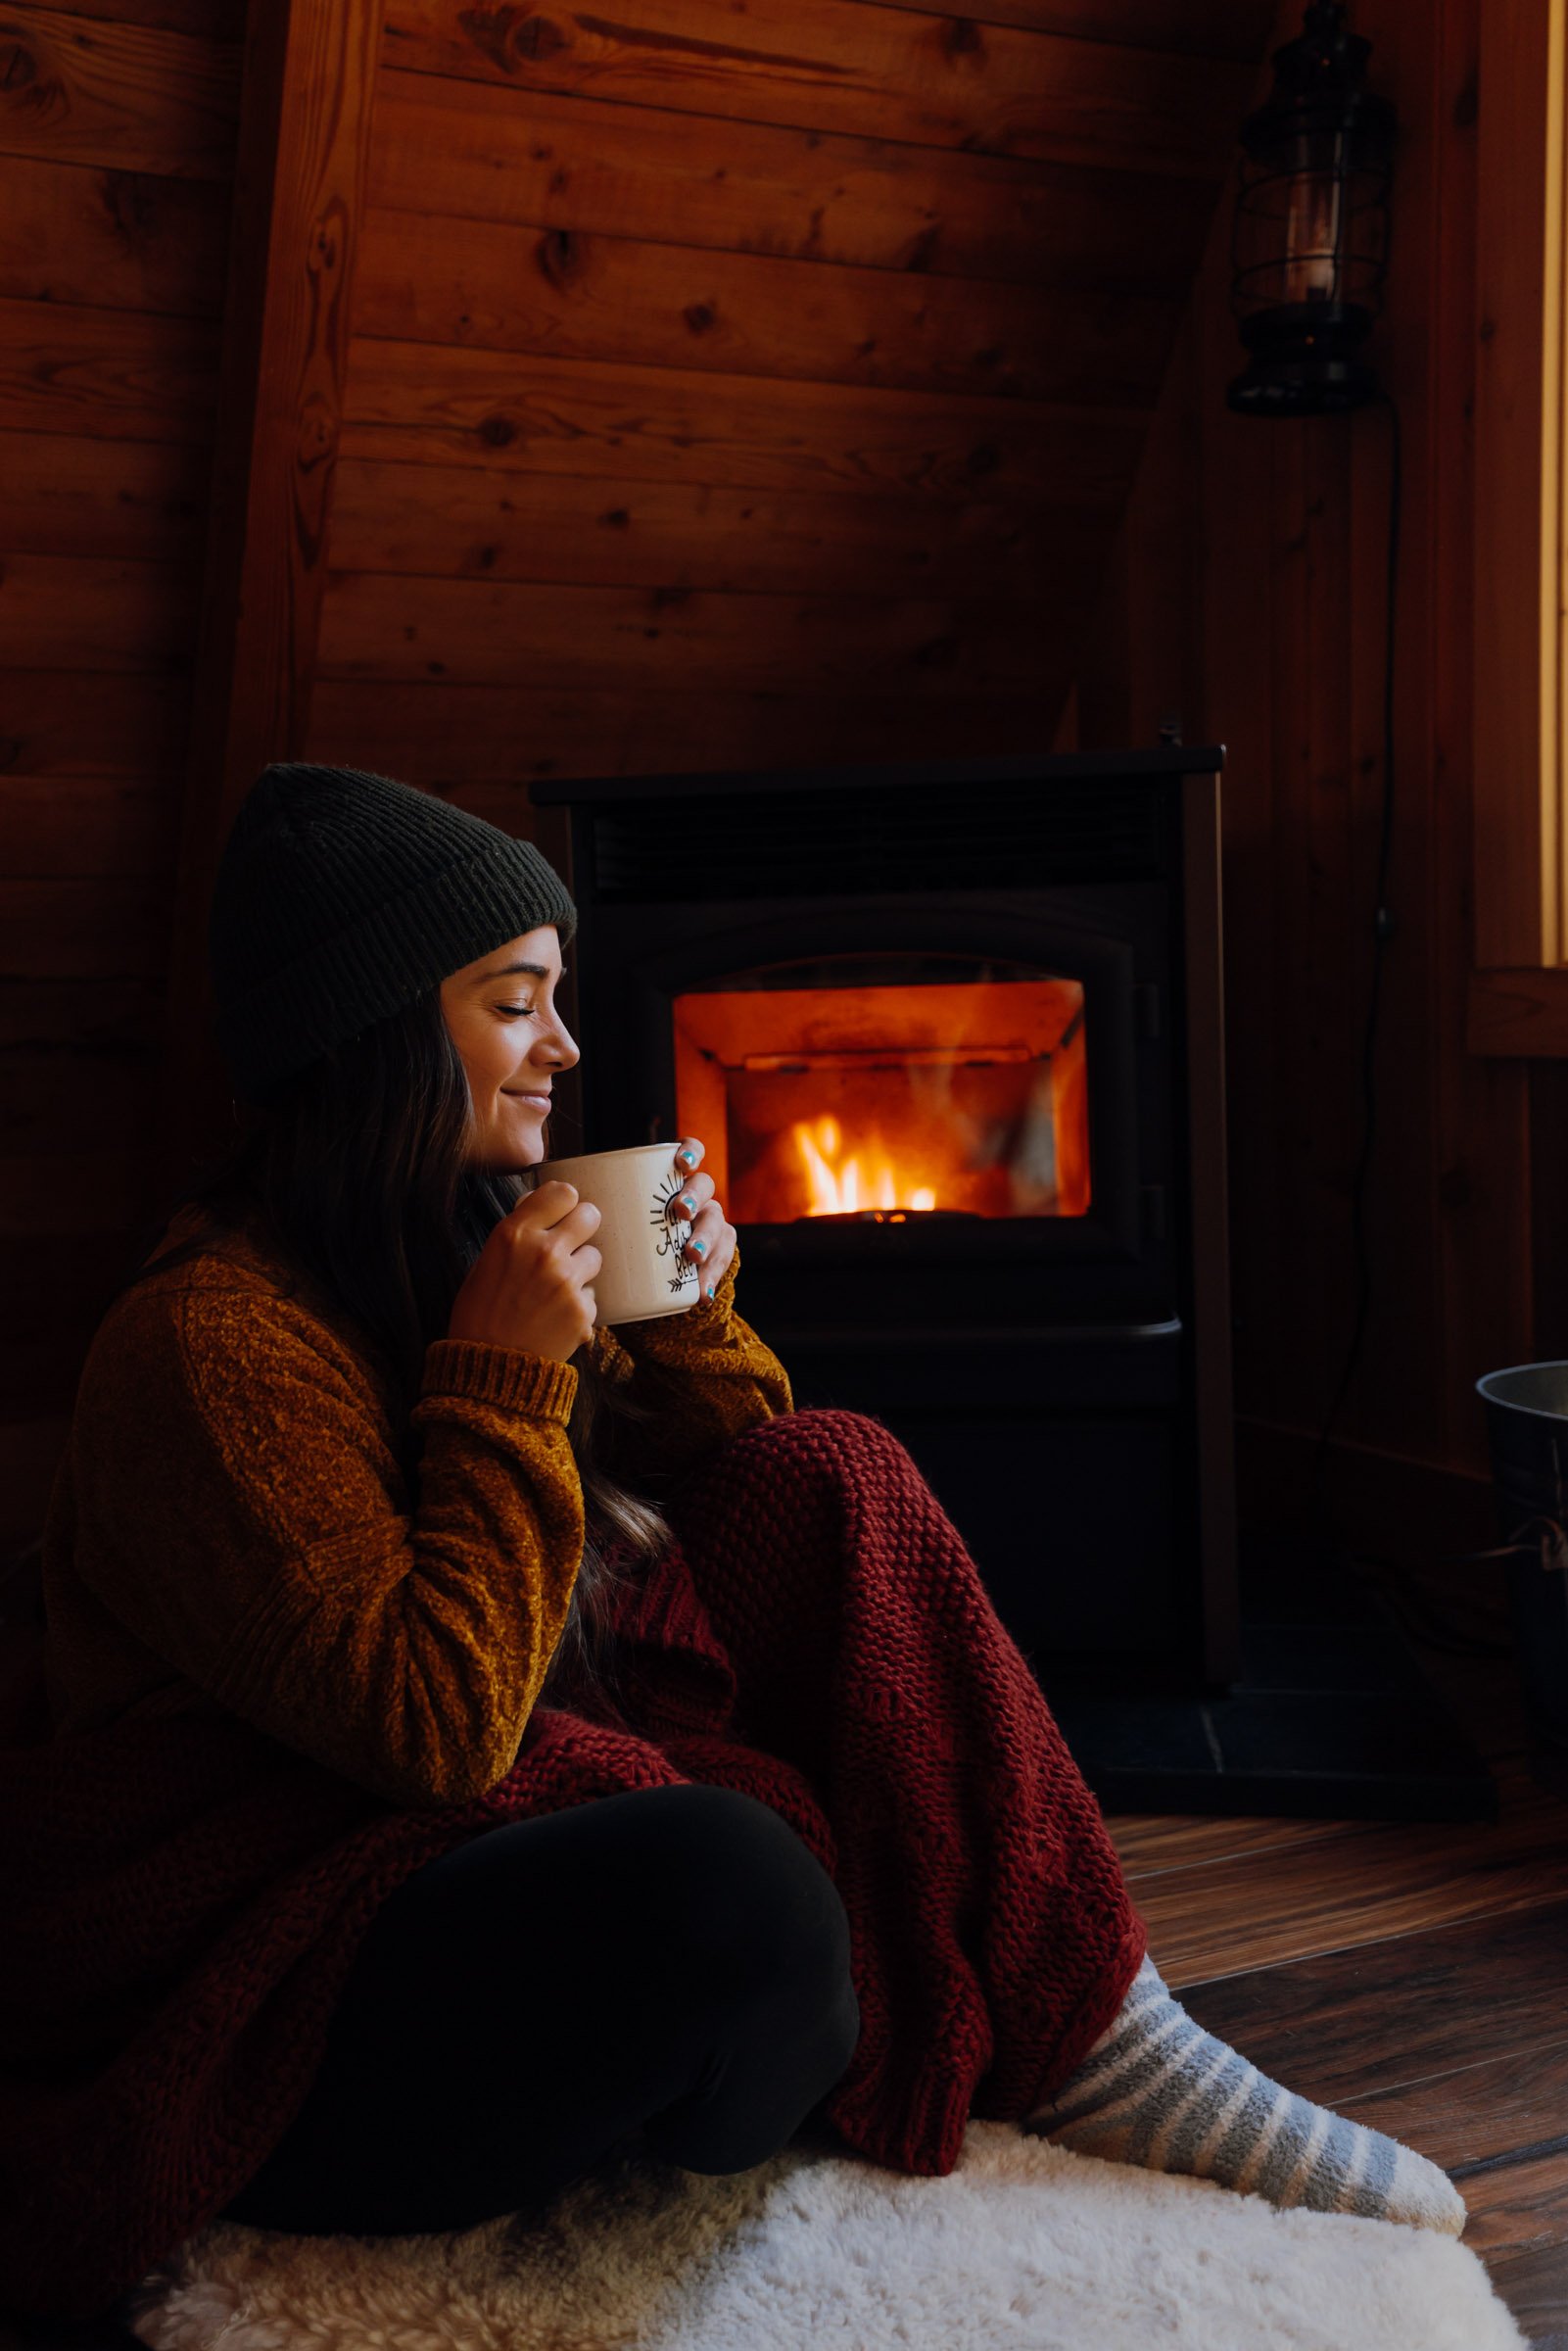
440,926,579,1173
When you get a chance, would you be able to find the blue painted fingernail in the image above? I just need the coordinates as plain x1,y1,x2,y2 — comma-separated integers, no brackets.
680,1148,697,1165
679,1194,694,1212
690,1238,707,1257
705,1284,715,1298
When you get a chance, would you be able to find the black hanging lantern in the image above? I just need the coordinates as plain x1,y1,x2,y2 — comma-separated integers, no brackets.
1228,0,1396,416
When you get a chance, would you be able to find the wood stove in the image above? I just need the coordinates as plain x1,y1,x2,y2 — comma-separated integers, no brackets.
531,746,1239,1701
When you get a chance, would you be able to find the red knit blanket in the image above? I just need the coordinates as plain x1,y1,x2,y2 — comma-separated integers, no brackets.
0,1407,1145,2322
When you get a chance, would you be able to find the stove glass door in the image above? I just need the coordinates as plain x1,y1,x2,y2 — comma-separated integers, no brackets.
671,951,1090,1228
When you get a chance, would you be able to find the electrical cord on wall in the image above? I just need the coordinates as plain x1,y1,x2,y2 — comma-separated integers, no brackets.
1299,394,1511,1660
1308,388,1402,1523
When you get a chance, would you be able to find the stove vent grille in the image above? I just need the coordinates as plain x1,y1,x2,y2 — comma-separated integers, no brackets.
590,775,1167,900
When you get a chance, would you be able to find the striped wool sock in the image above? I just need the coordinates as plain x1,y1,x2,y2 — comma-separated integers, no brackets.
1024,1956,1465,2233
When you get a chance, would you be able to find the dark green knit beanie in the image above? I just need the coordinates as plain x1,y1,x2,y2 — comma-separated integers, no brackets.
209,762,578,1104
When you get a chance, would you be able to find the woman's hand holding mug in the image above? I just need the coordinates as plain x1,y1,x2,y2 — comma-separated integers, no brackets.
447,1184,603,1363
446,1136,734,1361
665,1136,736,1298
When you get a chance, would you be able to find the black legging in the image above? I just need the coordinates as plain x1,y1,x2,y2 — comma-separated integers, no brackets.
219,1784,862,2239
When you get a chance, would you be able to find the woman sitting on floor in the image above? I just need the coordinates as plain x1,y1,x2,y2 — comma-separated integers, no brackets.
0,762,1464,2329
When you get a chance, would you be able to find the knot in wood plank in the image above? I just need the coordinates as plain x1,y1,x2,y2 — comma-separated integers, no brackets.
1,32,39,93
940,17,985,61
97,170,159,246
458,6,568,72
309,212,342,273
536,227,579,287
2,26,63,126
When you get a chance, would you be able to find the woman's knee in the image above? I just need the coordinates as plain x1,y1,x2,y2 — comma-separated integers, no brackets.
639,1786,855,2008
729,1407,913,1494
736,1405,898,1456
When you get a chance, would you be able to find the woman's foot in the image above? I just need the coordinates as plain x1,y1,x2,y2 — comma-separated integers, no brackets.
1023,1956,1465,2234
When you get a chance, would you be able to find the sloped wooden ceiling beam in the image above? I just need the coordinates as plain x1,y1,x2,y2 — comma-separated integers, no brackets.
151,0,388,1206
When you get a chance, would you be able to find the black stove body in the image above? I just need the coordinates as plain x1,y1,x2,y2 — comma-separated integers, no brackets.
531,745,1239,1699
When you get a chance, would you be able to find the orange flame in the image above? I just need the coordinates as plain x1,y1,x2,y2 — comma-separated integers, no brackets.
793,1115,939,1216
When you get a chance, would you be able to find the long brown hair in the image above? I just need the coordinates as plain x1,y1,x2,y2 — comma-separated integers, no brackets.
102,986,676,1712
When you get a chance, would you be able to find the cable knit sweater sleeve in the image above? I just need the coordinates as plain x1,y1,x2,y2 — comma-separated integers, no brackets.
67,1279,588,1813
585,1242,794,1494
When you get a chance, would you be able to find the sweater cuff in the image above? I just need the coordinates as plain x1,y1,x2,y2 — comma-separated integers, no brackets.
420,1339,580,1421
612,1243,740,1350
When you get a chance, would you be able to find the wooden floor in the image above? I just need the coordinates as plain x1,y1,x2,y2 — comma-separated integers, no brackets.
1105,1628,1568,2348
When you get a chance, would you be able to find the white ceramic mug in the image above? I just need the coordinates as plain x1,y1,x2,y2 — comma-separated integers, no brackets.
531,1142,702,1327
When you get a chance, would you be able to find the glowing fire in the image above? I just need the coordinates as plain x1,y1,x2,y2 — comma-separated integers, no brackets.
671,970,1090,1223
794,1115,938,1216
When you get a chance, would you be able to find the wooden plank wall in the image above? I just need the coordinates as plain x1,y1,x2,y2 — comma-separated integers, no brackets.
0,0,246,1544
1080,0,1546,1549
302,1,1269,808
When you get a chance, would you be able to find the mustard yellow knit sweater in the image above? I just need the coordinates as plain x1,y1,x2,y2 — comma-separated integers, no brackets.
40,1198,792,1812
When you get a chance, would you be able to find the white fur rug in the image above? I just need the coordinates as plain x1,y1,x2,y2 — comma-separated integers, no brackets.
124,2120,1525,2351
